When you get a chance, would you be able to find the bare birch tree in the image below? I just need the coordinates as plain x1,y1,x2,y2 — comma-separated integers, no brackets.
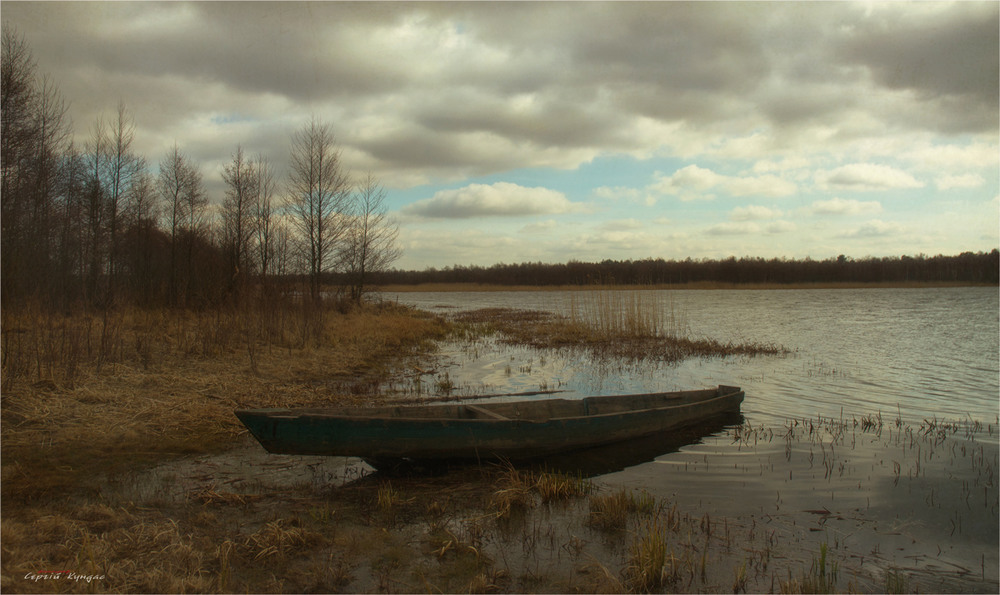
157,144,203,304
285,118,350,300
342,172,402,303
104,100,144,303
83,116,108,302
221,145,256,293
251,153,278,281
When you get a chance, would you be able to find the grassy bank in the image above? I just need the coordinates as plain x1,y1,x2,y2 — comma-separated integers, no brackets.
379,280,989,293
1,299,448,501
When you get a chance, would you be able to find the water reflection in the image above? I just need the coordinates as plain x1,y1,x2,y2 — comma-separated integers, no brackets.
531,412,743,477
362,413,744,479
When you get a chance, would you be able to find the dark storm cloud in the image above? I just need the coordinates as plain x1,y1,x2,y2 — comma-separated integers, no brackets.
2,1,997,187
838,3,999,102
836,2,999,133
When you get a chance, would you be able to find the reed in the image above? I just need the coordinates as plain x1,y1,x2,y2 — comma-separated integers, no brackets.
490,464,536,519
625,518,670,591
451,292,786,363
535,470,592,502
376,482,402,523
779,542,838,594
566,289,683,339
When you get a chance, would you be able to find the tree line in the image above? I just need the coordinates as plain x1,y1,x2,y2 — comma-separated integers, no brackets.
372,251,1000,287
1,27,400,312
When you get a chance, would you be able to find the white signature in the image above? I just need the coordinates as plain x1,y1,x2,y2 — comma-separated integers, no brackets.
24,571,105,583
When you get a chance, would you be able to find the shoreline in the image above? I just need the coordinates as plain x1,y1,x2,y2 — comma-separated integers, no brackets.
377,280,995,293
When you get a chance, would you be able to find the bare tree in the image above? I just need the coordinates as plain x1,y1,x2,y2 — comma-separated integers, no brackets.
251,153,278,281
342,172,402,303
158,144,203,304
55,143,88,305
285,118,351,300
181,158,208,305
104,100,145,303
221,145,256,293
1,27,70,304
82,115,108,303
1,27,35,243
125,170,159,303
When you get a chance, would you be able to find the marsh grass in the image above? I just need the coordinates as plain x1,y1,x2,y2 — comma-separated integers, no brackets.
451,290,786,364
490,464,591,520
624,518,671,592
779,543,839,594
567,290,681,338
588,487,658,531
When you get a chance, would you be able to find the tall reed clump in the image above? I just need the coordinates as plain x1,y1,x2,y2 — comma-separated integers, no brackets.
625,518,671,592
567,289,684,340
459,289,785,363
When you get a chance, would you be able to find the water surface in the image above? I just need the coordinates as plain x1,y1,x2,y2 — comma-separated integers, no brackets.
388,287,999,424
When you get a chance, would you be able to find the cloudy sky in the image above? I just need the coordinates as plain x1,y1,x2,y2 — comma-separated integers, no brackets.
4,1,998,270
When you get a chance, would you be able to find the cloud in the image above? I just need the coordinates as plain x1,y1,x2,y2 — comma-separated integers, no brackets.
901,142,999,171
707,221,759,236
810,197,883,215
751,156,811,174
652,165,797,200
708,219,794,236
597,219,644,232
4,1,997,197
835,3,998,126
402,182,580,219
837,219,905,238
935,174,986,191
816,163,923,191
519,219,558,234
730,206,782,221
765,221,796,234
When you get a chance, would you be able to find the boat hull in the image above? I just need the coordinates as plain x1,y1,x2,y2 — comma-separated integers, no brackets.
235,386,743,465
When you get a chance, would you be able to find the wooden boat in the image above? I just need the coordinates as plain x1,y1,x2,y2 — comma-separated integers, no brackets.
235,385,743,470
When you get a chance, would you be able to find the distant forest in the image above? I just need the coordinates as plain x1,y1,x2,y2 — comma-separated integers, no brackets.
369,251,1000,287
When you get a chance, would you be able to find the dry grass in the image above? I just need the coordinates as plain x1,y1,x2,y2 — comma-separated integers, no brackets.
0,298,448,501
489,464,592,519
588,488,657,532
624,518,670,592
1,297,453,593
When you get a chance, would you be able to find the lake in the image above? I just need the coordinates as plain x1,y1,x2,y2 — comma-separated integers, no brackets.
387,286,999,425
380,286,999,591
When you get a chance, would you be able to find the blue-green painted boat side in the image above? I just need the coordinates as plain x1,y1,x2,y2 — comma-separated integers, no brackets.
235,386,744,461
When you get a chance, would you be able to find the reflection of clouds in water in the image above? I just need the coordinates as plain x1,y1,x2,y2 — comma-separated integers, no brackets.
425,335,687,399
602,419,998,592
